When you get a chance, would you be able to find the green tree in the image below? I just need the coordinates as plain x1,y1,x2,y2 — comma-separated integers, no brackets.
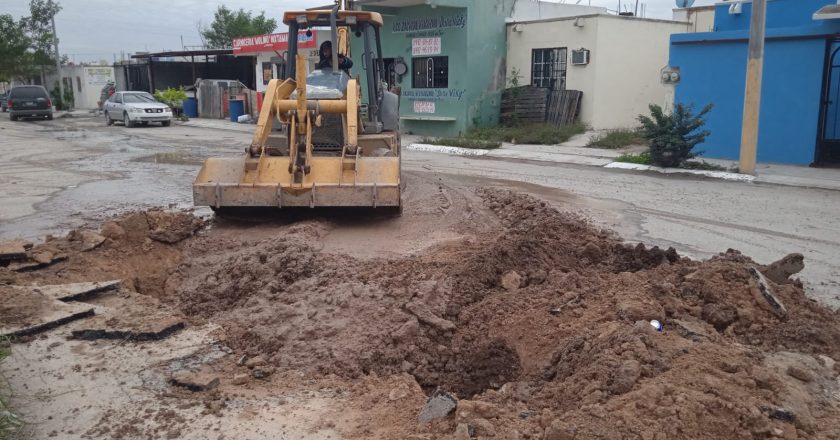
23,0,62,70
0,15,32,82
201,6,277,49
637,103,713,168
0,1,62,83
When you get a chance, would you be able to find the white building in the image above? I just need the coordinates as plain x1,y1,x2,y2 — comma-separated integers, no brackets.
672,5,715,32
506,14,690,129
508,0,607,21
45,65,115,109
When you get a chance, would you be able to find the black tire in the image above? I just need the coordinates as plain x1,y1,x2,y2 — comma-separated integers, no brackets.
9,114,17,121
105,112,114,126
123,112,134,128
46,113,53,120
161,120,171,127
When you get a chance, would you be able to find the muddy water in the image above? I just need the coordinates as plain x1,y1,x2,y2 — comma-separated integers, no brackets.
0,117,244,241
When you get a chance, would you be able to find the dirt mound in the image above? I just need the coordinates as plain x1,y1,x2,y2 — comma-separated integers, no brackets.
6,210,202,297
18,189,837,439
159,188,840,438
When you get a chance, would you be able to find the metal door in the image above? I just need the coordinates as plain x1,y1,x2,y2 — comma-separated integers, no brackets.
817,39,840,165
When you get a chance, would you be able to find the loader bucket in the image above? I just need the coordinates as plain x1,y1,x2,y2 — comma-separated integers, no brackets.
193,155,401,209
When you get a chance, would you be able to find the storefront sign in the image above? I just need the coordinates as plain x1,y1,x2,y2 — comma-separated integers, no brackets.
412,38,441,56
393,13,466,33
232,31,316,54
413,101,436,113
403,88,466,101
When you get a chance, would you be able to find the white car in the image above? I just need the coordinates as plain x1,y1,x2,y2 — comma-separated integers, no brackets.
103,91,173,127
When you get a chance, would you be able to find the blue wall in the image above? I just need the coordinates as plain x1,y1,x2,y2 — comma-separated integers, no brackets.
670,0,840,165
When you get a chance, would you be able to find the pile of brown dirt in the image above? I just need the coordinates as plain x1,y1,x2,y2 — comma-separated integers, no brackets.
161,189,840,439
10,189,839,439
7,210,202,297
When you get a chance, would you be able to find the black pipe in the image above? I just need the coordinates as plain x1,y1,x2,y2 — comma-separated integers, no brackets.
330,4,340,75
374,25,385,106
288,22,299,79
362,23,379,124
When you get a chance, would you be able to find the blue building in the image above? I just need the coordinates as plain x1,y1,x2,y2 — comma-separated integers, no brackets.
670,0,840,165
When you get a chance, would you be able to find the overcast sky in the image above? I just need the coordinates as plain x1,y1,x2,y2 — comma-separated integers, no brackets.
2,0,715,63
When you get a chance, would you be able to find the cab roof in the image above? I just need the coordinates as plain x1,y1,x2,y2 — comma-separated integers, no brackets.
283,10,384,27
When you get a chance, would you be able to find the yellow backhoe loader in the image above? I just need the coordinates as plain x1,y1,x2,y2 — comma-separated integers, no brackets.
193,2,402,214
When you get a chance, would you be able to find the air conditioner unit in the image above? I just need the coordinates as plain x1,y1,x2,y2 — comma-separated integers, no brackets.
571,49,590,65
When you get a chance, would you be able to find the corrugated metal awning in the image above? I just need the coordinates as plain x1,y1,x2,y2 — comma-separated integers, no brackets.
813,3,840,20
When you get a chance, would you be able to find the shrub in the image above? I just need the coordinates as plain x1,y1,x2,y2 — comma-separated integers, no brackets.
637,103,712,168
420,137,501,150
615,151,653,165
153,87,187,108
466,123,587,145
588,129,648,149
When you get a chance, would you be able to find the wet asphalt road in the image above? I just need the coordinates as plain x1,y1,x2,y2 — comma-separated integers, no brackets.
1,113,839,307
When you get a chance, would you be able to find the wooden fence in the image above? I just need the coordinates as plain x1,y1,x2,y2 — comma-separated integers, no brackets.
501,86,582,126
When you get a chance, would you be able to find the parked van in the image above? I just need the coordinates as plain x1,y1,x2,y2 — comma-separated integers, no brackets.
8,85,54,121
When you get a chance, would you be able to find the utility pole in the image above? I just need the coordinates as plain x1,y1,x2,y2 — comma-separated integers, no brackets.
50,0,64,109
738,0,767,175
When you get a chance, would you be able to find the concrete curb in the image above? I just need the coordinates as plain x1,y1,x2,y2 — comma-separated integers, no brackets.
604,162,756,182
406,143,491,156
406,142,759,183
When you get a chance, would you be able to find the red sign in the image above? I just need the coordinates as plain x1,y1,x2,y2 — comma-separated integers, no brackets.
232,31,317,54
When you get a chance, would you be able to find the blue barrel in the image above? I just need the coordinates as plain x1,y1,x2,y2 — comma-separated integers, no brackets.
183,97,198,118
229,100,245,122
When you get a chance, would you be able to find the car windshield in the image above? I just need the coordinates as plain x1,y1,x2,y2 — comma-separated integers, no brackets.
11,87,48,99
123,93,157,104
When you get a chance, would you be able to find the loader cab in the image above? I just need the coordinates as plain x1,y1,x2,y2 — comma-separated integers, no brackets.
283,10,398,135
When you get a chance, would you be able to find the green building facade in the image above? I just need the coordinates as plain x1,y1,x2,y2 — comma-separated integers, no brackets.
353,0,513,137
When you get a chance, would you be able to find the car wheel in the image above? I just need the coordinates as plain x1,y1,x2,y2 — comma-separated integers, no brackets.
105,112,114,126
9,115,17,121
123,112,134,128
46,113,53,120
161,120,171,127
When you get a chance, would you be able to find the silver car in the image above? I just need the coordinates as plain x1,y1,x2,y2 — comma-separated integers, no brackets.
103,91,172,127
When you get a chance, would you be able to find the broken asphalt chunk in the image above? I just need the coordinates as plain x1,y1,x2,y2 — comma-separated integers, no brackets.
0,240,31,264
14,280,121,302
9,254,68,272
71,320,185,342
749,267,787,318
418,390,458,424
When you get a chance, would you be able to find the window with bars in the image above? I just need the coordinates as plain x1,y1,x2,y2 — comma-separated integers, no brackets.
531,48,567,90
412,56,449,89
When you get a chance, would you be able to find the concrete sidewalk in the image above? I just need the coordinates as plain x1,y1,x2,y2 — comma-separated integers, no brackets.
404,132,840,191
178,117,256,133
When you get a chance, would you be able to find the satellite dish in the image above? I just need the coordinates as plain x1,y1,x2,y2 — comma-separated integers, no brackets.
675,0,696,8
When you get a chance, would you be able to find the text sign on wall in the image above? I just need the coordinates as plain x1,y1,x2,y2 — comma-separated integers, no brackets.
232,31,317,54
84,67,113,86
403,88,466,101
412,38,442,56
413,101,436,114
393,14,466,33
